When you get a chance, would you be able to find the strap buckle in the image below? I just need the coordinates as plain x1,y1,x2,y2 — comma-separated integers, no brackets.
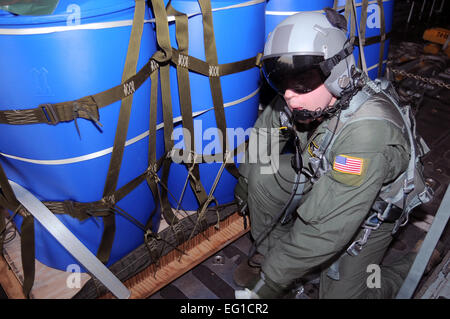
255,52,263,68
347,228,372,257
40,103,59,125
364,212,382,230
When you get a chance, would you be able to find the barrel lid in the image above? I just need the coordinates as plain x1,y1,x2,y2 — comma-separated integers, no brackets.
0,0,136,26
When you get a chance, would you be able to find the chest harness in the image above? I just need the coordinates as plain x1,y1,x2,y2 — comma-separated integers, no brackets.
305,79,433,265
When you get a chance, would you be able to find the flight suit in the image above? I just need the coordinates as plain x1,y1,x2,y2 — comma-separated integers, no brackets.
238,92,416,298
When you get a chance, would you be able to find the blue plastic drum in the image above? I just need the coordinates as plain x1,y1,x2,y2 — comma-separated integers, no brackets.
336,0,394,79
158,0,265,211
265,0,334,39
0,0,163,271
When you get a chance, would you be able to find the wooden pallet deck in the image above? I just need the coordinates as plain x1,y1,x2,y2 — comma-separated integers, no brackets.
100,212,249,299
0,211,248,299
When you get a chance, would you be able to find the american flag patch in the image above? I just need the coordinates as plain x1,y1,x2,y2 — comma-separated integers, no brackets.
333,155,364,175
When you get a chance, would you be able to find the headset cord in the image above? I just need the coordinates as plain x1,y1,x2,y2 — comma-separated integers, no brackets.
248,132,302,259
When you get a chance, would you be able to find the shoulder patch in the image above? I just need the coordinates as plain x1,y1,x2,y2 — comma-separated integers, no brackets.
333,155,364,175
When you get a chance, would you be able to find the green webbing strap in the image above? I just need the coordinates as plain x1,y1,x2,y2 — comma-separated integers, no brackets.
0,162,20,211
376,0,386,78
167,3,211,210
0,57,158,126
98,0,145,264
355,31,392,47
0,195,8,256
198,0,229,159
149,0,182,228
20,211,35,298
145,59,162,232
344,0,356,39
197,0,240,180
40,156,164,226
160,63,183,226
0,209,4,256
170,48,260,77
0,161,17,258
396,185,450,299
0,197,35,299
357,0,369,73
333,0,339,10
150,0,172,63
0,161,34,297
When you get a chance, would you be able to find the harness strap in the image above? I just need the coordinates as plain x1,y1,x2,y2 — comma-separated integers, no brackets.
98,0,146,264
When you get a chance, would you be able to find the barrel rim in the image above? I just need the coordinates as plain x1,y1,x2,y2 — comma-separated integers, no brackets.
0,0,136,27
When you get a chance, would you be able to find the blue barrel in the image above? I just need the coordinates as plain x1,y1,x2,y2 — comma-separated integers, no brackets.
337,0,394,79
0,1,164,271
158,0,265,210
265,0,334,39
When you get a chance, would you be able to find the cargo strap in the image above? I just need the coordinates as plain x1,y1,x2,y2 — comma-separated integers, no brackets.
148,0,187,258
198,0,229,166
0,0,262,294
0,55,159,127
98,0,146,264
171,48,262,77
167,2,211,216
150,0,259,240
8,180,131,299
41,159,164,221
344,0,388,77
376,0,386,77
0,160,34,297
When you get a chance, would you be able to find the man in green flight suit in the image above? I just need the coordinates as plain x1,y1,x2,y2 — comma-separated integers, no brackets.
233,8,431,299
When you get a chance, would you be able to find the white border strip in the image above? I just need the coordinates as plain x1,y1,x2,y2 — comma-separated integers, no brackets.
0,19,135,35
0,0,265,35
367,59,387,72
266,0,393,16
266,9,324,16
0,86,260,165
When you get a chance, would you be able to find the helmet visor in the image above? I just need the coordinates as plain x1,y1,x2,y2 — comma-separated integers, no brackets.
262,55,327,95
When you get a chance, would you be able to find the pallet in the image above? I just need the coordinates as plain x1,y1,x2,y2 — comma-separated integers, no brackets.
0,210,248,299
0,254,26,299
99,211,249,299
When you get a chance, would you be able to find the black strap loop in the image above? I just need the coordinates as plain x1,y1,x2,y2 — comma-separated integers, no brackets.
320,45,354,77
